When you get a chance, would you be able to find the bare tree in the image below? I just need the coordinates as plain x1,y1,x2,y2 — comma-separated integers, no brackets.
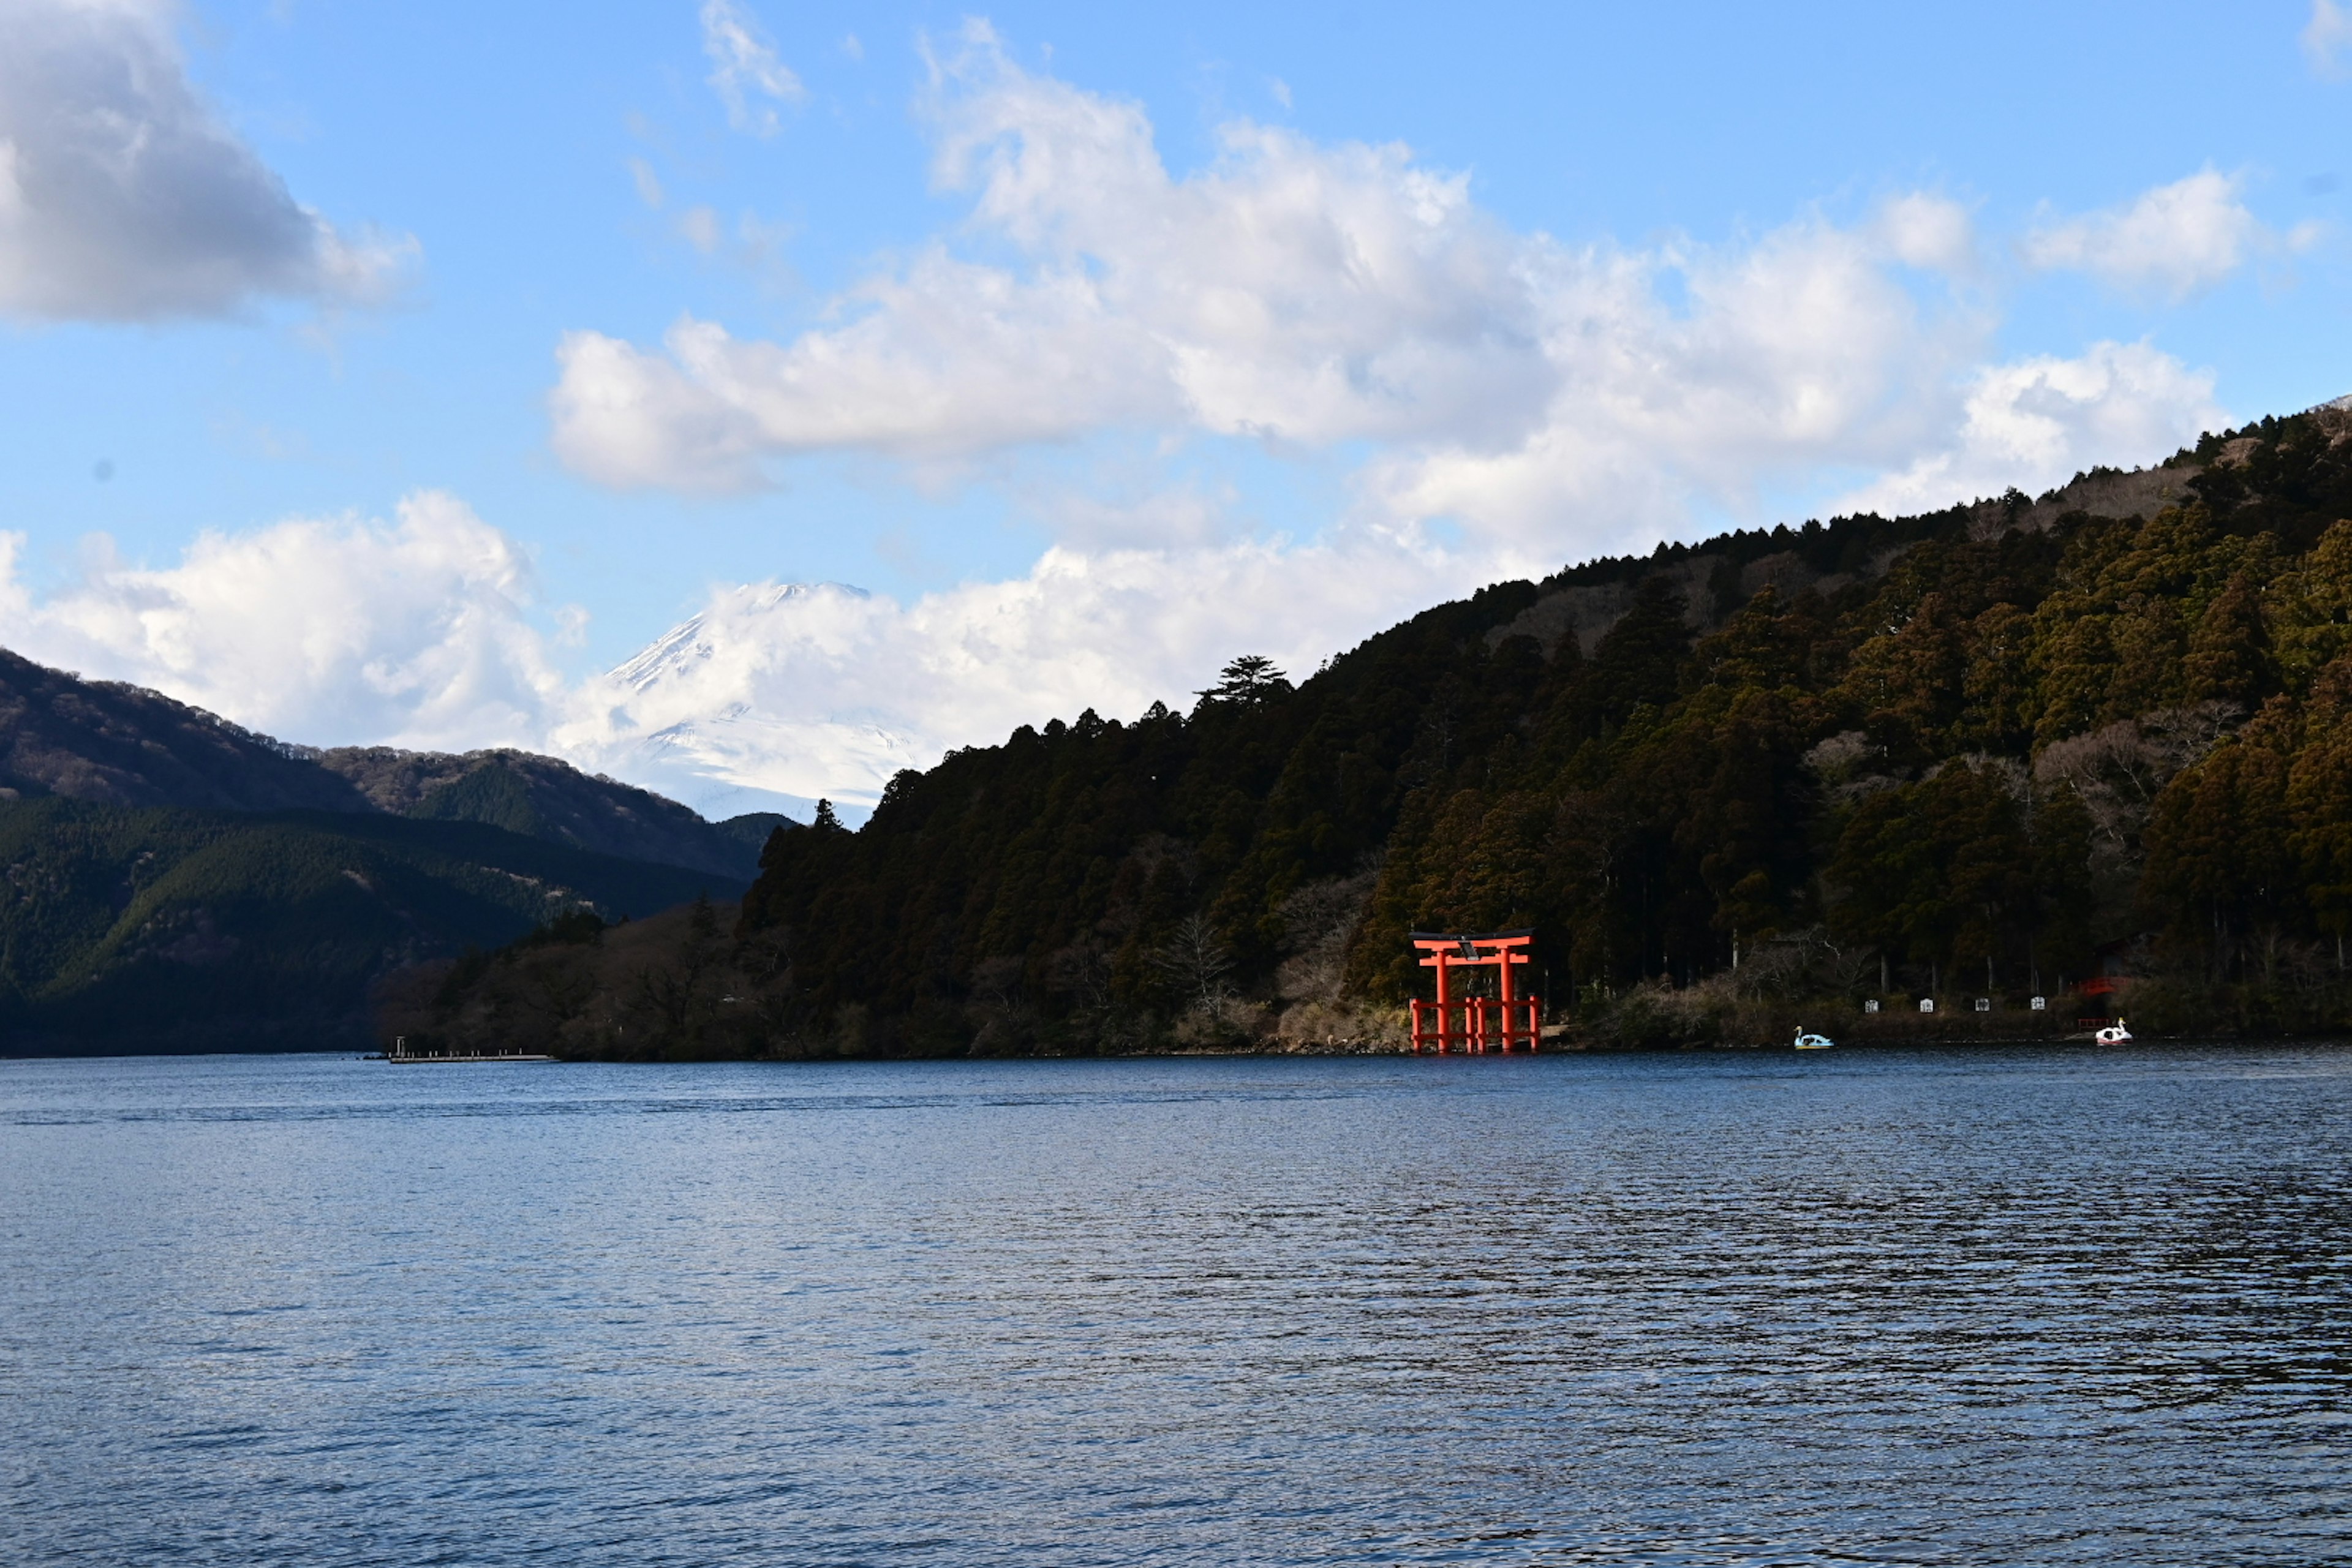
1275,871,1378,1002
2034,702,2243,848
1153,913,1234,1009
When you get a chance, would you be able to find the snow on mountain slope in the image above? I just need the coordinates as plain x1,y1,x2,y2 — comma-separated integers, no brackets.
556,582,923,823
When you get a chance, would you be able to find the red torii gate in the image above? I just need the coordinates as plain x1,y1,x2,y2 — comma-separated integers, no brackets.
1408,929,1540,1054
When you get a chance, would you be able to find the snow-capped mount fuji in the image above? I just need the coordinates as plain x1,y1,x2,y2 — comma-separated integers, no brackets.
557,582,930,826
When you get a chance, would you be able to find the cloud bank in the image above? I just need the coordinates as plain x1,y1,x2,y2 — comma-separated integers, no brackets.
562,20,1934,527
0,493,562,749
0,0,412,322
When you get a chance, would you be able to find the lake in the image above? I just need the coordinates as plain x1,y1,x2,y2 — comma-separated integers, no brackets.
4,1046,2349,1566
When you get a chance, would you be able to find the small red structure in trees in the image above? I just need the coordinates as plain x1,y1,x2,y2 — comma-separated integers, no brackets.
1408,929,1540,1053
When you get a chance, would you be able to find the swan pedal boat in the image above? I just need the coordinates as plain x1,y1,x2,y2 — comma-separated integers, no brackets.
2094,1019,2132,1045
1793,1029,1834,1050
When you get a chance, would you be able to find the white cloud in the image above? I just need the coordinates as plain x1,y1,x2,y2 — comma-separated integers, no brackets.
557,21,1559,489
2307,0,2352,78
1831,341,2225,517
0,492,565,750
0,0,415,322
1358,217,1988,546
701,0,803,137
2021,170,2264,300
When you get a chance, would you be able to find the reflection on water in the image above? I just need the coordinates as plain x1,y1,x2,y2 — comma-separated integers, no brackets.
4,1046,2349,1566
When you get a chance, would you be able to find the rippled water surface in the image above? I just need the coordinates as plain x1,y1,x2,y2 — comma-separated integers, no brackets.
4,1047,2350,1566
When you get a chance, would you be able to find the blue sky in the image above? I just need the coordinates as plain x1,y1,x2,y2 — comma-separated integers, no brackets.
0,1,2346,818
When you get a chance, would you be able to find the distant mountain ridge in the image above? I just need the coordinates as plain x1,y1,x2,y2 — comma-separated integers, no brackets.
314,746,788,882
0,649,790,882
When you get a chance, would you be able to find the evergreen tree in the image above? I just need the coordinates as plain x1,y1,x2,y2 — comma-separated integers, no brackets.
2181,573,2275,706
1196,655,1291,706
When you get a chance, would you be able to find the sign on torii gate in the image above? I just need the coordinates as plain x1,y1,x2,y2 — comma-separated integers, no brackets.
1408,929,1540,1054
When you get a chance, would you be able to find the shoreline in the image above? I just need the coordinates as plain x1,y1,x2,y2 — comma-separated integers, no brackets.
560,1030,2352,1064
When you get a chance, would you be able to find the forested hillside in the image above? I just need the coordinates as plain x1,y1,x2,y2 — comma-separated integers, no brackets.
404,401,2352,1058
0,801,728,1053
0,650,371,813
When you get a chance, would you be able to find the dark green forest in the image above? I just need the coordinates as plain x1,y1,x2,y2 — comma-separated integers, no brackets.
0,801,729,1052
402,402,2352,1058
